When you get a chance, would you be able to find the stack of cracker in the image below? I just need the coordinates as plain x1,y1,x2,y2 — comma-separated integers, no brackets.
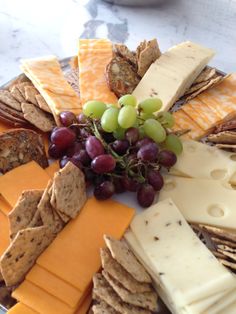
0,162,87,287
91,235,159,314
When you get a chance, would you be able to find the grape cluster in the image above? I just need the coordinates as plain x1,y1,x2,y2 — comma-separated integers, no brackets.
48,95,183,207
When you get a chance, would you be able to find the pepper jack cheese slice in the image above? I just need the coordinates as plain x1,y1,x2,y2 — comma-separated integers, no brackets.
0,161,50,207
78,39,117,105
170,140,236,185
37,197,134,291
132,41,215,111
130,199,236,307
7,303,39,314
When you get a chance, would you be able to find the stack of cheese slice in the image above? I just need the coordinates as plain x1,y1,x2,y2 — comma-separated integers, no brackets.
132,41,215,111
78,39,117,105
21,56,81,124
125,199,236,314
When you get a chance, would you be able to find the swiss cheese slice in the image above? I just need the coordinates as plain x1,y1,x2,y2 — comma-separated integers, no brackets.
12,280,74,314
37,197,134,291
218,300,236,314
0,210,10,256
159,175,236,229
7,303,39,314
0,161,50,207
78,39,117,105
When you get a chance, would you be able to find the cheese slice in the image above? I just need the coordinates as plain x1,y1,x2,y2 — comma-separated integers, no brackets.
26,264,83,308
75,293,92,314
37,197,134,291
218,300,236,314
130,199,236,306
0,161,50,207
78,39,117,105
0,195,11,215
132,41,215,111
45,161,60,178
12,280,74,314
0,210,10,256
7,303,39,314
159,175,236,229
170,140,236,185
203,288,236,314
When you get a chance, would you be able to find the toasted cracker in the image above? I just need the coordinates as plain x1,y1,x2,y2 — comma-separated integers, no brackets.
93,274,151,314
24,86,39,106
213,238,236,249
0,226,55,287
207,131,236,144
8,190,44,239
101,248,151,294
219,259,236,271
35,94,52,113
114,44,137,68
215,119,236,133
218,249,236,262
212,250,227,259
200,225,236,242
92,300,120,314
216,144,236,151
16,82,32,98
137,39,161,77
0,90,21,111
50,162,87,220
194,67,216,84
102,271,157,312
104,236,151,284
21,102,55,132
10,85,25,103
217,245,236,253
64,69,80,97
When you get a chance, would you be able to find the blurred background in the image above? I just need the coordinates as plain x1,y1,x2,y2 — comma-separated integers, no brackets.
0,0,235,85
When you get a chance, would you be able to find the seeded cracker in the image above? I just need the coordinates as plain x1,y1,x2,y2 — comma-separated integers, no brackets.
92,300,120,314
0,90,22,111
114,44,137,68
213,238,236,249
16,82,32,98
24,86,39,106
194,67,217,84
219,259,236,271
0,101,25,119
10,85,25,103
35,94,52,113
104,236,151,284
200,225,236,242
0,226,56,287
218,249,236,262
207,131,236,144
100,248,151,294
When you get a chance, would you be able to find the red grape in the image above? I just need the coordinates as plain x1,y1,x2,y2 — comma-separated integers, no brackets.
91,154,116,174
66,142,83,157
77,113,87,124
137,143,158,162
59,111,76,126
51,127,76,150
74,149,91,166
137,183,155,207
121,176,140,192
69,124,80,137
59,156,71,168
94,181,115,200
70,154,83,169
147,170,164,191
125,127,139,144
48,144,64,159
112,140,129,155
113,178,126,193
159,150,177,168
85,136,104,159
136,137,154,150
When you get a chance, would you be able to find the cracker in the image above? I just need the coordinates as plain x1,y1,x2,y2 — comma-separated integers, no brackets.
104,236,151,284
92,300,120,314
137,39,161,77
218,249,236,262
50,161,87,220
216,144,236,151
0,107,27,125
10,85,25,103
64,69,80,97
93,274,151,314
16,82,32,98
0,90,21,111
35,94,52,113
24,86,39,106
212,250,227,260
213,238,236,249
21,102,55,132
0,101,25,119
217,245,236,253
215,119,236,133
0,114,24,128
207,131,236,144
102,271,157,312
8,190,44,239
106,57,140,98
200,225,236,242
0,226,55,287
101,248,151,294
114,44,137,68
194,67,216,84
219,259,236,271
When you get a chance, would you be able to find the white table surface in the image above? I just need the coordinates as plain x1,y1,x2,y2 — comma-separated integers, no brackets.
0,0,235,86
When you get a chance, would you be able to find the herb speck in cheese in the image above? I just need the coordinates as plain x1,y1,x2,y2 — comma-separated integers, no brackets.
145,220,149,225
165,222,171,227
154,236,159,241
159,272,165,276
177,220,182,226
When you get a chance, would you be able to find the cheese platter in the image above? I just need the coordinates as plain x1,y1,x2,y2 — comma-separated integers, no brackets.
0,38,236,314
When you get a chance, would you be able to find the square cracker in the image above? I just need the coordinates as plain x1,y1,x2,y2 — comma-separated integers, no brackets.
92,300,120,314
93,274,151,314
200,225,236,242
16,82,32,98
100,248,151,294
104,236,151,284
10,85,25,103
24,86,39,106
50,162,87,220
0,90,21,111
35,94,52,113
8,190,44,239
102,271,158,312
0,226,56,287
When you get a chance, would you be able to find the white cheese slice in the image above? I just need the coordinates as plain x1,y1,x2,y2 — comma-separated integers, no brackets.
130,199,236,307
170,140,236,185
132,41,215,111
203,288,236,314
159,175,236,229
218,301,236,314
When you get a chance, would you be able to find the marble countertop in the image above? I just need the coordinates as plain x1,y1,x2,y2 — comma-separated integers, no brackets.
0,0,236,86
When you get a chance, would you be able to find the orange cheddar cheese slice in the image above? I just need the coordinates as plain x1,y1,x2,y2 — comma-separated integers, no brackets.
78,39,117,105
75,293,92,314
37,197,134,291
0,161,50,207
45,161,60,179
7,303,39,314
0,196,11,215
0,210,10,256
26,265,83,309
173,109,204,139
12,281,74,314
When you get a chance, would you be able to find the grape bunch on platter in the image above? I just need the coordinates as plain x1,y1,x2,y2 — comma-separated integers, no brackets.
48,94,183,207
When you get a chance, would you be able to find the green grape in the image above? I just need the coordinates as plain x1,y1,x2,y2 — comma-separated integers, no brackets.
83,100,106,118
113,126,126,140
132,119,139,128
140,112,156,121
106,103,117,109
138,98,162,114
118,105,137,129
157,112,175,128
164,134,183,155
144,119,166,143
101,107,119,132
118,94,137,107
139,125,146,139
